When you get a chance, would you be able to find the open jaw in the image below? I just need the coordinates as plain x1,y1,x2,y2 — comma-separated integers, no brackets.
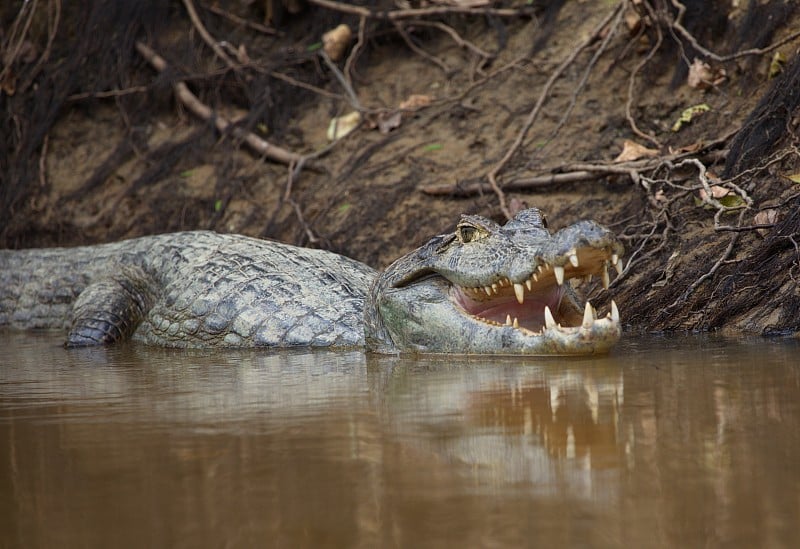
450,246,623,343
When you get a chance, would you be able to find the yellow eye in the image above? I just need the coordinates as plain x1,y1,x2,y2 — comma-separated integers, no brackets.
456,224,481,243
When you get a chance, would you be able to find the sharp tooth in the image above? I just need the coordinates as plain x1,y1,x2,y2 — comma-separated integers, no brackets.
554,265,565,286
525,279,532,291
614,256,624,275
582,301,594,329
485,286,492,295
492,283,498,293
533,273,539,282
612,253,618,264
513,317,519,328
544,306,556,330
506,314,512,326
611,300,620,323
601,265,610,289
569,251,579,268
585,274,592,284
514,283,525,304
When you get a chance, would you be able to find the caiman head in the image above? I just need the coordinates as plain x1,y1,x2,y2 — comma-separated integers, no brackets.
365,208,624,355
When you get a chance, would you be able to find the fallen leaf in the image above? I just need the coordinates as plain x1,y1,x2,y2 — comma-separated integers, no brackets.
376,111,403,134
718,194,745,208
327,111,361,141
698,185,730,201
624,10,641,33
234,44,248,64
687,58,713,89
754,209,778,236
669,142,704,154
672,103,710,132
769,51,786,79
322,24,352,61
614,139,659,162
399,94,433,110
782,173,800,184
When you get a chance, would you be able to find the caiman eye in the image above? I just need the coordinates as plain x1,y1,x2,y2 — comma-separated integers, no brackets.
456,223,483,243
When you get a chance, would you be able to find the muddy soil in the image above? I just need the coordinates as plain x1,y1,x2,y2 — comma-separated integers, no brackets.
2,1,800,335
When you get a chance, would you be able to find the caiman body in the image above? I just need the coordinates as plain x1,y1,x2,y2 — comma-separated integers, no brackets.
0,208,624,354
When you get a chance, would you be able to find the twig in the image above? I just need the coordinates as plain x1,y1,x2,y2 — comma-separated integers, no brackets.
0,0,38,83
714,223,775,233
319,50,364,111
267,70,342,99
181,0,237,70
67,86,150,101
406,19,494,60
344,16,367,89
307,0,533,20
20,0,60,93
135,41,301,165
38,133,49,188
421,144,727,196
625,0,662,148
201,3,279,35
669,0,800,62
393,21,450,74
485,2,624,219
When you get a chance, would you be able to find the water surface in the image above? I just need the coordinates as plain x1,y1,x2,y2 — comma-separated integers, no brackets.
1,332,799,548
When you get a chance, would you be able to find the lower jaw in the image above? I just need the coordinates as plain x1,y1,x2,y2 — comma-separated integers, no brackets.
451,285,567,332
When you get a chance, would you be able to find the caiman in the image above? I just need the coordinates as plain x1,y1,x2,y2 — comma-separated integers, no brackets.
0,208,624,354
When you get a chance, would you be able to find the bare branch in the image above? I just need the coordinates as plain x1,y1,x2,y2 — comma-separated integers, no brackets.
307,0,533,20
135,41,302,165
182,0,237,70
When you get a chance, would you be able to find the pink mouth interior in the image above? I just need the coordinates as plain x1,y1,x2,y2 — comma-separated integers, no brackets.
451,285,565,332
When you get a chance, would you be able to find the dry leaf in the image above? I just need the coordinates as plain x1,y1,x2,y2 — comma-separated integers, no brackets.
687,58,713,89
769,51,786,79
754,209,778,236
624,10,642,33
698,185,730,201
236,44,250,65
399,94,433,110
614,140,659,162
672,103,710,132
669,142,703,155
783,173,800,184
322,24,352,61
376,111,403,134
327,111,361,141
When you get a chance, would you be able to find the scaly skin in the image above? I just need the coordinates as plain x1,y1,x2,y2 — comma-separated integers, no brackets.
0,232,374,348
0,208,624,354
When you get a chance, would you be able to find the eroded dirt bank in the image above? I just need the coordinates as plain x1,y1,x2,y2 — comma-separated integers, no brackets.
2,0,800,335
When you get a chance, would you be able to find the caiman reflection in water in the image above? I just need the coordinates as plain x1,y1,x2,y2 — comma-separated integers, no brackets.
1,333,799,547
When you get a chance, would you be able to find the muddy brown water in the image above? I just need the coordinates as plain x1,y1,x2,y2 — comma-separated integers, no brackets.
1,331,799,548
